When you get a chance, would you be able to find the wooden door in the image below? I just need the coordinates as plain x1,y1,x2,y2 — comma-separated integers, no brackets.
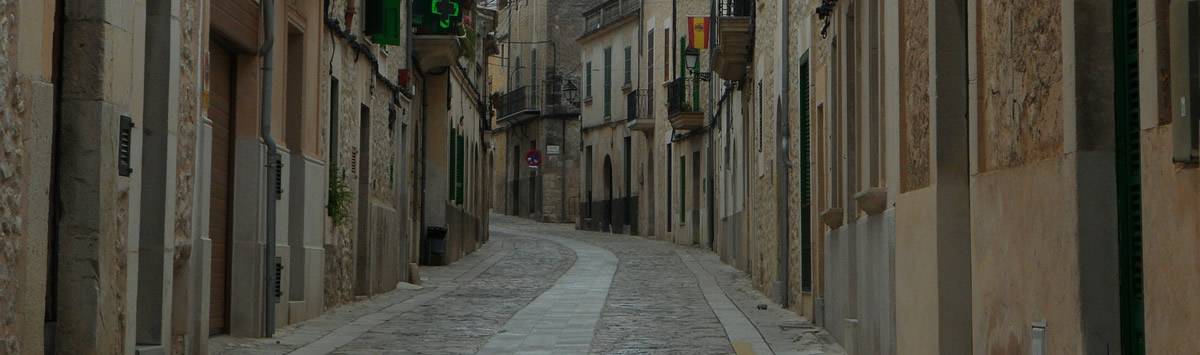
208,40,235,335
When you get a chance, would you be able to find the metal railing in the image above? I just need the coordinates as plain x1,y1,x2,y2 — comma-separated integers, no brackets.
718,0,753,17
583,0,641,36
499,73,581,121
500,86,533,119
667,77,702,116
626,89,651,122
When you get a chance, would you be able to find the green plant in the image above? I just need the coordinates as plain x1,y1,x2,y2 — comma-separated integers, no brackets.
327,163,352,226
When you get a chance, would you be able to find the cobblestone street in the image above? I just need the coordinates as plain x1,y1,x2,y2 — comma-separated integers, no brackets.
211,216,844,354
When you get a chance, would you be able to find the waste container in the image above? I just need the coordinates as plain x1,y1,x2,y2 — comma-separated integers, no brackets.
426,227,447,265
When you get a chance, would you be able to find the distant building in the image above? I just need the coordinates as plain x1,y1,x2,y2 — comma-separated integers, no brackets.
490,0,589,224
577,0,643,233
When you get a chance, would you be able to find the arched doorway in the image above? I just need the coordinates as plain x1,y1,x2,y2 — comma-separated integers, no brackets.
603,156,614,232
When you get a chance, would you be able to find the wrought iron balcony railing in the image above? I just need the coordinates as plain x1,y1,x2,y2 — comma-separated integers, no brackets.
583,0,641,36
718,0,753,17
626,89,652,122
498,74,581,122
667,77,701,117
499,86,535,119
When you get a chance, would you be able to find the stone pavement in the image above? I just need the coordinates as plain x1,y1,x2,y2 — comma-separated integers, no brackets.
211,215,844,354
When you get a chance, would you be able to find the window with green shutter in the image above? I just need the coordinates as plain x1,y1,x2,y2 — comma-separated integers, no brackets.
624,46,632,85
604,47,613,117
799,54,813,292
586,61,592,99
365,0,402,45
449,127,457,201
680,156,686,222
456,133,465,203
1114,0,1145,353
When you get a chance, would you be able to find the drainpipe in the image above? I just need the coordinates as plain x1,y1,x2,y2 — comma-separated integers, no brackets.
259,0,279,337
774,0,791,307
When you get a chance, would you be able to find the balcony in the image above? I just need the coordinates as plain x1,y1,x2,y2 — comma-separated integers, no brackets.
498,74,581,124
667,77,704,130
412,0,467,72
625,89,654,133
413,34,461,73
713,0,754,81
582,0,641,39
499,86,540,122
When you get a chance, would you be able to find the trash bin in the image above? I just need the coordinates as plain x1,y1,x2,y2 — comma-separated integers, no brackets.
426,227,447,265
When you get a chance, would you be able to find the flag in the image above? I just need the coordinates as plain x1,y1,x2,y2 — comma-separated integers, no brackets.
689,17,711,49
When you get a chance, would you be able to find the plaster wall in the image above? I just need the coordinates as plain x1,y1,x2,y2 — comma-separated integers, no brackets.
969,158,1082,355
894,187,939,355
1139,126,1200,353
320,0,412,308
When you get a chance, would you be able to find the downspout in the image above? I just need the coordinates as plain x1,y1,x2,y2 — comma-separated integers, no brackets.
258,0,280,336
774,0,791,307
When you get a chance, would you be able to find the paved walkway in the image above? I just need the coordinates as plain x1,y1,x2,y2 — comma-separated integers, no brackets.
211,215,844,354
477,229,616,354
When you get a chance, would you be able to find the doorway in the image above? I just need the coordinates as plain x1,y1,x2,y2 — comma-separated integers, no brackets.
356,104,371,296
691,151,700,245
603,155,613,232
206,38,236,335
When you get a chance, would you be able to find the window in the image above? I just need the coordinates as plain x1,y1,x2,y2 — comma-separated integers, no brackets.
586,145,594,218
624,46,632,85
604,47,613,117
450,127,458,203
667,143,672,232
680,156,686,223
648,30,655,107
515,56,522,87
586,61,593,99
330,78,340,169
664,28,671,81
623,137,632,222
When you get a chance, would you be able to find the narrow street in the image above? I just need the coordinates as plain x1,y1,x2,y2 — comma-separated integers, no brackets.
211,216,844,354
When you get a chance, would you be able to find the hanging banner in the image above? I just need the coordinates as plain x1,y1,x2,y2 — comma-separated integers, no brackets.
688,16,711,49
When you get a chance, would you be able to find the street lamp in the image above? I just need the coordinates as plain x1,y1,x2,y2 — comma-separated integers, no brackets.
683,47,711,81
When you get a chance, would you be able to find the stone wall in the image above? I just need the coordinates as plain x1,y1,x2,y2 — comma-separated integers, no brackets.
746,0,780,298
976,0,1063,172
0,0,27,351
320,0,411,308
899,0,929,192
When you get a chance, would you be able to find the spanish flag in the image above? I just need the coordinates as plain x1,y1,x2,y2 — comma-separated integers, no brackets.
689,16,711,49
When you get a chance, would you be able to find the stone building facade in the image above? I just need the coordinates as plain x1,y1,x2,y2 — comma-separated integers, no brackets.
577,1,642,234
491,0,588,224
0,0,493,353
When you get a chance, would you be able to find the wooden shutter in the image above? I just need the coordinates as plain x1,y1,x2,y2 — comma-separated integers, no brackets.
1114,0,1145,353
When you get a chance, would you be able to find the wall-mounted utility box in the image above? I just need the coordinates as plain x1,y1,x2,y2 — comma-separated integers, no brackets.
1031,320,1047,355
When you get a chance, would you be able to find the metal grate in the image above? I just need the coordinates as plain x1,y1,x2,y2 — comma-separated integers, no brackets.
119,114,134,177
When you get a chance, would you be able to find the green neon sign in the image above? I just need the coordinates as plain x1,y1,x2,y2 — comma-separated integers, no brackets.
413,0,463,34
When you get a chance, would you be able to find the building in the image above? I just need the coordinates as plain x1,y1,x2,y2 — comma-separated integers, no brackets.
577,0,642,233
411,0,494,267
0,0,493,353
707,0,1200,354
491,0,588,224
